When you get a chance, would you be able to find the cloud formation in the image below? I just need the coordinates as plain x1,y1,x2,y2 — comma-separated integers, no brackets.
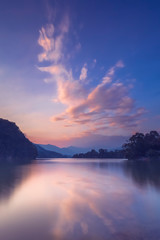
38,20,144,137
38,18,69,63
79,65,88,82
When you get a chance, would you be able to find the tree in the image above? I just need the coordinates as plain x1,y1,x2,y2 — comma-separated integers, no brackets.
144,131,160,151
123,133,145,159
123,131,160,160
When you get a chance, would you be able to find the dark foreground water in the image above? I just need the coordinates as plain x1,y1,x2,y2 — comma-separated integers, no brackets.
0,159,160,240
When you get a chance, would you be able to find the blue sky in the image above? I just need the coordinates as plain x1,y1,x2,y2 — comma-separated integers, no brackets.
0,0,160,148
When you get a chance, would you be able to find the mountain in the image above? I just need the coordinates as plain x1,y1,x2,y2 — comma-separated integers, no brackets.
0,118,37,163
38,144,89,156
35,145,65,158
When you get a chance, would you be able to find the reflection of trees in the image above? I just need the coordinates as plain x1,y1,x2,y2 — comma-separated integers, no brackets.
83,160,160,190
123,161,160,190
0,164,30,201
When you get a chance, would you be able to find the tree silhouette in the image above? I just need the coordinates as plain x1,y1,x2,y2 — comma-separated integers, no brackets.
123,131,160,160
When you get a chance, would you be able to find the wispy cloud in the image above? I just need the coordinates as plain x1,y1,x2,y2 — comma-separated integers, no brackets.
38,16,69,63
37,18,144,137
51,62,144,135
79,64,88,82
38,64,86,106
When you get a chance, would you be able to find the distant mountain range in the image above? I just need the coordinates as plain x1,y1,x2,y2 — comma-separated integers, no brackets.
35,145,65,158
37,144,90,157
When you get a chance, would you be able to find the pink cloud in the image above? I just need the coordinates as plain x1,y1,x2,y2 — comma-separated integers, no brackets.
79,65,88,81
37,19,145,138
51,62,144,135
39,64,86,106
38,18,69,63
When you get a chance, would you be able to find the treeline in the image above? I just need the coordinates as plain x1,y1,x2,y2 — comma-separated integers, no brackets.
122,131,160,160
73,131,160,160
73,149,124,159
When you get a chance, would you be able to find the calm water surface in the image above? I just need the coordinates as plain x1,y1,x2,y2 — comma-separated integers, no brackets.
0,158,160,240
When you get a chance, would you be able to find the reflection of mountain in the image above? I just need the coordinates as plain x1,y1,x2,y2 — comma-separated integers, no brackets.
0,118,37,163
36,145,65,158
37,144,89,156
0,164,30,201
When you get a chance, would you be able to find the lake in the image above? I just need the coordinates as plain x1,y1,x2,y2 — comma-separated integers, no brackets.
0,158,160,240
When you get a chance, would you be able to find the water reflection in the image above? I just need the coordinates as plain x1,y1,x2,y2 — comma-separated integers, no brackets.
0,159,160,240
122,161,160,190
0,164,31,201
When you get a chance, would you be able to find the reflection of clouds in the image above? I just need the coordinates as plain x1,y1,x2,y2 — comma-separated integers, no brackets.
46,164,135,238
1,162,134,239
1,161,160,240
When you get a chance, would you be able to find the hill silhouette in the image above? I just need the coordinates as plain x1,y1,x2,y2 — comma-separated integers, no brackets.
38,144,89,156
0,118,37,163
35,144,65,158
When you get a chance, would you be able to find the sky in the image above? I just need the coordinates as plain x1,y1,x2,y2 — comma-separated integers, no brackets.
0,0,160,148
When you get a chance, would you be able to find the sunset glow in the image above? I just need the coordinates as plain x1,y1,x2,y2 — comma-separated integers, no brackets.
0,0,160,148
